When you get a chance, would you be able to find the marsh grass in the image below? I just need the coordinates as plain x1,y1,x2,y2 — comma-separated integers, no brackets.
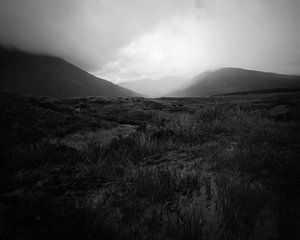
215,174,269,240
1,93,299,239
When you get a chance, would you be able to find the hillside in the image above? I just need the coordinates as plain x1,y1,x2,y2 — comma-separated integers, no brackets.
119,76,187,97
0,46,139,98
169,68,300,97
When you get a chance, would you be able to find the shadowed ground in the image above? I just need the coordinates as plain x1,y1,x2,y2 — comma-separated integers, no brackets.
0,91,299,240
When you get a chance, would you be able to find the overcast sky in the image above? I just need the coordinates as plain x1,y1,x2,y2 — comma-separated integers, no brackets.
0,0,300,82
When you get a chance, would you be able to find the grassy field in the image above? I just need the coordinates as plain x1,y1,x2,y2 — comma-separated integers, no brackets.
0,91,299,240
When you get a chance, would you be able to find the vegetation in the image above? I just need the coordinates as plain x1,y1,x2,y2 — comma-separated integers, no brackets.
0,91,299,239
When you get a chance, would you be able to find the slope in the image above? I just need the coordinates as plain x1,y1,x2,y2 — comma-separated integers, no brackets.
0,46,139,98
169,68,300,97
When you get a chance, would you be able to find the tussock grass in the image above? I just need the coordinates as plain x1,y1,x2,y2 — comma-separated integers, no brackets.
1,92,299,239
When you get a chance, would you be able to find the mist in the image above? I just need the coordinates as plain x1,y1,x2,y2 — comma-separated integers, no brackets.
0,0,300,83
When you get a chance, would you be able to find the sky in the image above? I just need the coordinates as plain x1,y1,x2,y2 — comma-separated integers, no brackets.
0,0,300,83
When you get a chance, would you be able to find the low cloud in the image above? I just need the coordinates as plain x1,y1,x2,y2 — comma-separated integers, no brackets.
0,0,299,82
0,0,193,71
97,0,300,82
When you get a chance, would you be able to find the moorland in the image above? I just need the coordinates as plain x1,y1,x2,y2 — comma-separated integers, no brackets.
0,91,299,240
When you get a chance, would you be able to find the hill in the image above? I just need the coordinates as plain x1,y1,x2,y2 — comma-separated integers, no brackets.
169,68,300,97
119,76,187,97
0,46,139,98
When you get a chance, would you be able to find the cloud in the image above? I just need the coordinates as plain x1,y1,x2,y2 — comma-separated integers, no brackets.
0,0,299,81
0,0,195,70
97,0,300,82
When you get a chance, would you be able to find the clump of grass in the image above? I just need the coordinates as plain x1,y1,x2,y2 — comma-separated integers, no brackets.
125,167,201,204
1,138,83,172
84,127,174,166
215,174,269,240
165,105,240,143
135,131,159,155
131,168,179,203
168,113,198,140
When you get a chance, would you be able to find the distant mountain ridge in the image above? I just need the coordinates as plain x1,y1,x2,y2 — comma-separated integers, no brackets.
0,46,139,98
169,68,300,97
119,76,187,97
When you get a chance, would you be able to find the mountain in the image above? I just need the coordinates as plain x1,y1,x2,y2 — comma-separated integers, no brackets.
119,76,187,97
0,46,139,98
169,68,300,97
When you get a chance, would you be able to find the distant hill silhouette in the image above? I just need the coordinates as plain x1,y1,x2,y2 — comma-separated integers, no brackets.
0,46,139,98
119,76,187,97
169,68,300,97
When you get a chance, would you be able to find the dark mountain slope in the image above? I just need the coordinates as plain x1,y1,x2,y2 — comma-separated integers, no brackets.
0,46,139,98
169,68,300,97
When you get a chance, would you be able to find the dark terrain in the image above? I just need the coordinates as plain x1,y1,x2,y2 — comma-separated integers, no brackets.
0,47,139,98
0,90,299,240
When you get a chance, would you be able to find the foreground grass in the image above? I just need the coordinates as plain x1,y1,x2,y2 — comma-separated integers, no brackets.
0,92,299,239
